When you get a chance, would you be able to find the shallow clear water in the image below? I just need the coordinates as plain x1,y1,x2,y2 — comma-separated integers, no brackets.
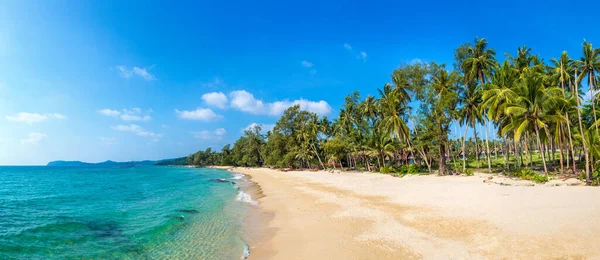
0,166,247,259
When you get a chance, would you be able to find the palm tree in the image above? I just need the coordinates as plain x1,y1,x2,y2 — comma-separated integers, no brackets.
456,37,497,85
378,83,411,143
573,67,592,181
504,70,567,175
578,41,600,135
431,69,459,175
459,81,485,171
455,37,497,171
550,51,577,173
482,61,519,170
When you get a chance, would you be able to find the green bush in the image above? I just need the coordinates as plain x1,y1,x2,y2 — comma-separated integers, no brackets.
407,164,420,174
531,174,549,183
513,169,548,183
396,165,408,174
464,168,474,176
380,165,394,174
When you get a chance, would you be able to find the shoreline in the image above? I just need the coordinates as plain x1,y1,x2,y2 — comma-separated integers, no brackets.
214,166,600,259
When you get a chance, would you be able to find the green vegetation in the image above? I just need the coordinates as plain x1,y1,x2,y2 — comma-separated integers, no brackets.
512,169,549,183
184,38,600,185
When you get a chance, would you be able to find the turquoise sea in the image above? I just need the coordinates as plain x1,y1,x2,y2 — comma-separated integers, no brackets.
0,166,251,259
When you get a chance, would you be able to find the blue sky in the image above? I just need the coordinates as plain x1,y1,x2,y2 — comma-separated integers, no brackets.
1,1,599,165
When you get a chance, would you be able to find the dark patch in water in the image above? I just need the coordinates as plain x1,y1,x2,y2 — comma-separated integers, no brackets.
177,209,199,214
209,178,236,185
165,215,185,221
87,219,123,238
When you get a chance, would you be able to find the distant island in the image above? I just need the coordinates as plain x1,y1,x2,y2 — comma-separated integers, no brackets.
47,157,187,167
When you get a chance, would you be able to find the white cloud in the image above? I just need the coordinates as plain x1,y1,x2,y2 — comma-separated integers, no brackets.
115,66,156,81
202,92,228,109
21,132,47,145
116,66,133,78
98,136,118,145
132,67,156,81
111,124,141,132
359,51,367,62
229,90,331,116
98,109,121,117
229,90,267,114
98,108,151,121
244,123,275,133
6,112,66,124
192,128,227,140
120,114,151,121
201,77,223,88
175,108,221,121
301,60,314,68
51,113,67,120
344,43,367,62
111,124,162,141
123,108,142,114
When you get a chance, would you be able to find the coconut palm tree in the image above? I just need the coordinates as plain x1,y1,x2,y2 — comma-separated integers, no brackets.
578,41,600,135
550,51,577,173
503,70,567,175
378,83,411,143
455,37,497,171
482,60,519,170
458,81,485,171
456,37,497,85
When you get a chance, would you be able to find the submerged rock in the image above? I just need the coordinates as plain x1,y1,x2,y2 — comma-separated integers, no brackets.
177,209,199,214
210,179,236,185
165,215,185,221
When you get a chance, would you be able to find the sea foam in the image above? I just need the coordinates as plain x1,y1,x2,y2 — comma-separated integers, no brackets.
236,191,258,206
232,173,244,180
240,243,250,260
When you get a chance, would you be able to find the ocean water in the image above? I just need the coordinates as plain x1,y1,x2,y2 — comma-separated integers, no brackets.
0,166,251,259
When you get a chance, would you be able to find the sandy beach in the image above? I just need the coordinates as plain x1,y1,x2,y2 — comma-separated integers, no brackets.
221,167,600,259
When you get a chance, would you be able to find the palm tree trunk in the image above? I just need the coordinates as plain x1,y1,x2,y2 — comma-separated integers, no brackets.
550,136,555,168
504,137,510,170
565,117,577,174
494,140,498,159
535,124,548,175
462,124,469,172
311,143,324,169
484,122,492,173
575,70,591,182
513,137,521,169
474,125,480,168
524,134,531,169
558,124,565,174
560,77,577,174
439,141,447,175
591,88,599,134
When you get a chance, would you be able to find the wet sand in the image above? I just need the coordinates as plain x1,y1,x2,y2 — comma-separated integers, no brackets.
219,167,600,259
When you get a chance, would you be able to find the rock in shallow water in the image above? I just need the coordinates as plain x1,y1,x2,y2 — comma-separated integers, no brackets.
177,209,199,214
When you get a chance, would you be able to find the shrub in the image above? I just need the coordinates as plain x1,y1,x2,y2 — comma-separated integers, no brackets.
513,169,548,183
530,174,549,183
464,168,474,176
396,165,408,174
407,164,420,174
380,165,394,174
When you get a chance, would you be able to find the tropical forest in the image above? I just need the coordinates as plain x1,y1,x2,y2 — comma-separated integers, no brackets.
186,38,600,185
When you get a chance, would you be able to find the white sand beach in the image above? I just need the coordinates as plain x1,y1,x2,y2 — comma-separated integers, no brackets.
225,167,600,259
